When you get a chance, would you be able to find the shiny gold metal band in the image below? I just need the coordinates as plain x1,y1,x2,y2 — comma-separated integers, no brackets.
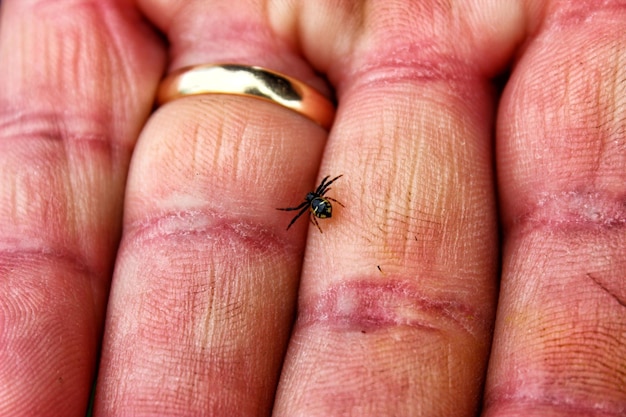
157,64,335,130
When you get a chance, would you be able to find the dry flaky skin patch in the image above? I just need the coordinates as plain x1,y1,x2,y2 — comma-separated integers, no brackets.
515,191,626,233
298,279,490,338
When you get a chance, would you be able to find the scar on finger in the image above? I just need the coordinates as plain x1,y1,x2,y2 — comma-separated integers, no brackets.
586,273,626,308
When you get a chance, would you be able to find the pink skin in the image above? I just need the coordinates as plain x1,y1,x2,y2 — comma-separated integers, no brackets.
298,280,490,336
0,1,624,416
0,1,164,415
484,3,626,416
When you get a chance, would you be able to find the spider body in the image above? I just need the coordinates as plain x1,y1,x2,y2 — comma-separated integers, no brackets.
277,174,344,233
310,194,332,218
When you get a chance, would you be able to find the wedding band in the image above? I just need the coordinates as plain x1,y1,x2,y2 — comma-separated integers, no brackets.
157,64,335,130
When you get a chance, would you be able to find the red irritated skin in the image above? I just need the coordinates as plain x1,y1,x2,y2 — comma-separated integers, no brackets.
0,1,624,417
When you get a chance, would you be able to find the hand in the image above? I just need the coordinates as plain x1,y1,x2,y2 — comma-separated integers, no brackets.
1,1,624,416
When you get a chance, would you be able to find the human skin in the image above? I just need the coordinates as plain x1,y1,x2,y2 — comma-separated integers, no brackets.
0,0,624,416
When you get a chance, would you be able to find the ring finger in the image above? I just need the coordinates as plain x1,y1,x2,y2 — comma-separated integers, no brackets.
94,0,332,415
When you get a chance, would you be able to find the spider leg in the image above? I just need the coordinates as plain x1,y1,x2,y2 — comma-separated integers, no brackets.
325,196,345,207
318,174,343,196
315,175,331,194
285,204,310,230
310,213,323,233
276,201,308,211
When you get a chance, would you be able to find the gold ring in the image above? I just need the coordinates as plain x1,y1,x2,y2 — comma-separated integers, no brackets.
157,64,335,130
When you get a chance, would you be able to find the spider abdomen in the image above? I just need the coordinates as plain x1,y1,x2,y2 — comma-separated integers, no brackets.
311,197,332,219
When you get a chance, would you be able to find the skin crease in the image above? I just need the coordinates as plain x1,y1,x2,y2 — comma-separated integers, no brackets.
0,1,623,417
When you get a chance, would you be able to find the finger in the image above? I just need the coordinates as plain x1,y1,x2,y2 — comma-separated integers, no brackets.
485,3,626,416
271,1,526,416
94,1,331,415
0,0,164,415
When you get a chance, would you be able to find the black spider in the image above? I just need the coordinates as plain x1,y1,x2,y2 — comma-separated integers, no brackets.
277,174,344,233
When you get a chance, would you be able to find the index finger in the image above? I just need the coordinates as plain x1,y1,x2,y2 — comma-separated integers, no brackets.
485,2,626,415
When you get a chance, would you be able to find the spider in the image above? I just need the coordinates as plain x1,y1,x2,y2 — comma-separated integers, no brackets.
277,174,345,233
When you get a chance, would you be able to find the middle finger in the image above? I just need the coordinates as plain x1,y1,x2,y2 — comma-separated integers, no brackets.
273,1,524,415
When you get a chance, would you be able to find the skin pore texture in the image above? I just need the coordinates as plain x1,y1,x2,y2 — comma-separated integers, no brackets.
0,0,624,416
